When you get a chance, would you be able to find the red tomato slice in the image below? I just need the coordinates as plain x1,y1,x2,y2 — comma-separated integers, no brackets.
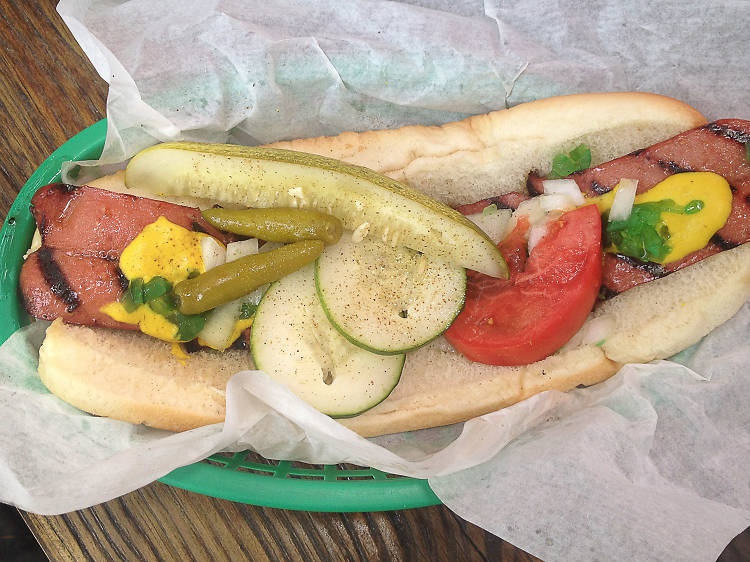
444,204,602,366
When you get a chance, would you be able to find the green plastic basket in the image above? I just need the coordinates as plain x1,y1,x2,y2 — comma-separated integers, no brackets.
0,121,440,512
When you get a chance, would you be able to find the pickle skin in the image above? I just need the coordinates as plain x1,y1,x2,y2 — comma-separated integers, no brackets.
125,143,509,278
174,239,325,314
203,207,343,245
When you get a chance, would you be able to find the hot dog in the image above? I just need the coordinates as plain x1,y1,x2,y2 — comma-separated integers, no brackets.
19,92,750,436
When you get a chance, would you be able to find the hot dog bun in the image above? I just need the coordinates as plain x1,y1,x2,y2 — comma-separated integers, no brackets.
267,92,706,206
38,319,251,432
36,92,748,437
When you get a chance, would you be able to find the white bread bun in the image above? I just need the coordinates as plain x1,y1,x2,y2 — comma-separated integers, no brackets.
267,92,706,206
594,243,750,364
34,92,741,437
341,339,618,436
38,319,251,432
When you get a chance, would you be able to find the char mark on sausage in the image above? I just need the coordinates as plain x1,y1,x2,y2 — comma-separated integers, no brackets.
20,249,137,330
711,233,740,251
114,266,130,291
705,122,750,144
611,254,667,277
657,160,693,174
590,180,610,195
36,247,79,312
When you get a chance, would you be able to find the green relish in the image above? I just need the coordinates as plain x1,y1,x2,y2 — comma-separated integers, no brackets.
549,144,592,179
606,198,704,262
121,277,206,340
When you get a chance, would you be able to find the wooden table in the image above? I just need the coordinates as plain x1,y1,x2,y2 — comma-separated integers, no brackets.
0,2,747,560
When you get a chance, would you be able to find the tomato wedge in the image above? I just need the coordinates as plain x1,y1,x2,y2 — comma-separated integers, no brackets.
445,205,602,365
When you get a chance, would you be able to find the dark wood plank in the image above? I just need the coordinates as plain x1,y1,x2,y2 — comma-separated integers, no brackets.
0,0,107,216
21,483,541,562
1,2,747,561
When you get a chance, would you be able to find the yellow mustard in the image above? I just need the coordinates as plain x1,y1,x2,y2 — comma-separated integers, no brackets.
101,217,211,342
171,342,189,365
102,301,181,341
118,216,207,283
589,172,732,264
231,317,255,343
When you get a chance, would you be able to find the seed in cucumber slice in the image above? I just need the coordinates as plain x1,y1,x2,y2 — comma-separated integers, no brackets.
124,142,508,278
250,264,404,417
315,233,466,355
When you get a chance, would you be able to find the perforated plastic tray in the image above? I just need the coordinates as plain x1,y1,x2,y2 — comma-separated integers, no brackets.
0,121,440,512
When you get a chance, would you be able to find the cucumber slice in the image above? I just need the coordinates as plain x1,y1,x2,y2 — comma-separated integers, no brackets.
250,264,404,417
315,234,466,355
125,143,508,278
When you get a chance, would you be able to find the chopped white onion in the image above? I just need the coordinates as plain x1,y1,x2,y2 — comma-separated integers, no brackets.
258,241,284,254
466,208,513,245
527,223,549,253
226,238,259,262
559,314,616,352
197,287,266,351
542,178,586,206
539,193,577,213
608,179,638,222
200,237,227,271
198,239,270,351
514,197,547,227
245,284,267,306
581,314,616,346
504,186,583,247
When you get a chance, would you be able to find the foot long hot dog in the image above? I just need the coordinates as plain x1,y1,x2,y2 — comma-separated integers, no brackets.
19,92,750,436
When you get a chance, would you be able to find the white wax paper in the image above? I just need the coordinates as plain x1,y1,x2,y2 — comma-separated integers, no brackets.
2,1,748,560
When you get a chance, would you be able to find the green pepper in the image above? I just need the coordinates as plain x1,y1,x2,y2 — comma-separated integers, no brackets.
548,144,592,179
146,293,205,341
142,276,171,302
482,203,498,216
173,312,206,341
120,278,144,312
174,239,325,315
202,207,343,245
148,293,178,316
120,291,138,313
605,198,704,262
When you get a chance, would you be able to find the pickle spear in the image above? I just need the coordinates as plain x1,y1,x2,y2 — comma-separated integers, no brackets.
125,143,508,278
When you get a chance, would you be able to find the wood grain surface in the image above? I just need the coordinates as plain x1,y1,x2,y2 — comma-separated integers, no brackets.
0,2,747,561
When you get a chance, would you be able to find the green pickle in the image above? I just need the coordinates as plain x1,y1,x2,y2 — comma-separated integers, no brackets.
174,239,325,314
202,207,343,245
